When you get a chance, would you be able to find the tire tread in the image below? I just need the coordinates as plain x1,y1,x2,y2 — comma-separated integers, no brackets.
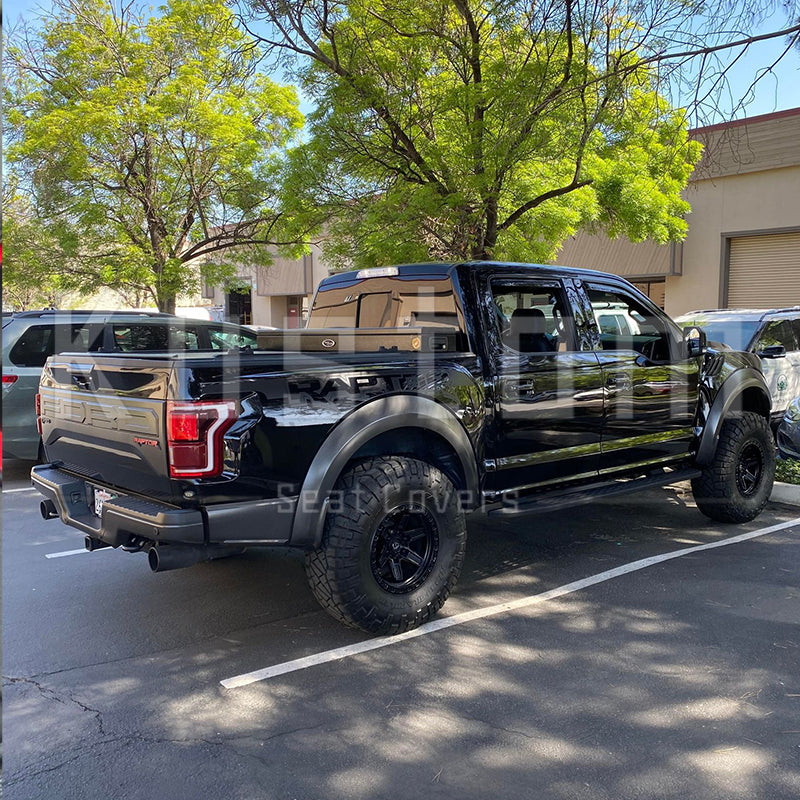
305,456,466,634
692,412,775,523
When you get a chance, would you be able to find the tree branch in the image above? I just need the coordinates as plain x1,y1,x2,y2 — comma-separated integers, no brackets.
499,178,593,232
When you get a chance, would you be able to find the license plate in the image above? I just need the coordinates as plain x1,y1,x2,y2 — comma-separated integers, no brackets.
93,487,116,517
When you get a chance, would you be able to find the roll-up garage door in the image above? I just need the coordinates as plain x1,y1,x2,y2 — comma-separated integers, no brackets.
727,232,800,308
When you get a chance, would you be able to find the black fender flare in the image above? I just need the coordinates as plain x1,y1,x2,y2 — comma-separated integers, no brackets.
289,394,480,549
695,367,771,467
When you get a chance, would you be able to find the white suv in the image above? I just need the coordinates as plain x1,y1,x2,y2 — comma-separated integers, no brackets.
675,307,800,423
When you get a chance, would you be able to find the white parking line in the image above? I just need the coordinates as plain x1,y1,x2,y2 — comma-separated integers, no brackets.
220,517,800,689
3,487,37,494
45,547,112,559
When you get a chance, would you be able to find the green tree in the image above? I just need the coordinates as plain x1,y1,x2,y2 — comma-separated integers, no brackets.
5,0,304,312
2,187,66,310
245,0,795,267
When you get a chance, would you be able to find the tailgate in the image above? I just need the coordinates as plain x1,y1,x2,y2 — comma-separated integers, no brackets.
39,354,176,500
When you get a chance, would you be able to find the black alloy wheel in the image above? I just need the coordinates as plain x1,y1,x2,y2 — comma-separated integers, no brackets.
369,505,439,593
735,442,763,497
304,456,467,634
692,411,775,523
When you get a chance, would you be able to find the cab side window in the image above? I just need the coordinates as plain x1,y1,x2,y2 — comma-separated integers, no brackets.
756,320,797,353
491,284,574,354
586,285,674,362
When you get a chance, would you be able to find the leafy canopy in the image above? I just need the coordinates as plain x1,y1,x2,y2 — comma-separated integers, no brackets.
251,0,703,268
2,180,68,310
5,0,304,310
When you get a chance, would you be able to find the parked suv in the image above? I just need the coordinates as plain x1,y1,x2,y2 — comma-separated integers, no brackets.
675,307,800,423
2,310,256,460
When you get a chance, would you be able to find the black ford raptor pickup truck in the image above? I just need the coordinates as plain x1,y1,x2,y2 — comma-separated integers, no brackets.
32,262,775,633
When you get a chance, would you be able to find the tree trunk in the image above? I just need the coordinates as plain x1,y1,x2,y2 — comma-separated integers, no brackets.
483,197,498,259
159,295,176,314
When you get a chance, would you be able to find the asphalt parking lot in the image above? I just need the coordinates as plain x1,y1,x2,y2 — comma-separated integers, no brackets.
3,458,800,800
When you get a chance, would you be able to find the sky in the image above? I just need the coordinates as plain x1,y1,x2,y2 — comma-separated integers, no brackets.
3,0,799,124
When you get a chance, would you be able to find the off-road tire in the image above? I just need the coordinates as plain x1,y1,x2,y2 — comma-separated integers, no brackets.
692,412,775,523
305,456,467,634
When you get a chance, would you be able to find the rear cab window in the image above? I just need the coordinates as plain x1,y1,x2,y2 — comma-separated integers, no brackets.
308,273,462,331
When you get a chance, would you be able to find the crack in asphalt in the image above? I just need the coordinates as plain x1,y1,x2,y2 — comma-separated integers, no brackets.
3,724,339,787
459,711,546,741
3,674,338,789
3,675,107,737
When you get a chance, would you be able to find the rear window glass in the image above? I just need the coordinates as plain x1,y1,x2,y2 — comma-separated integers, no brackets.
8,324,96,367
308,276,460,329
111,324,201,351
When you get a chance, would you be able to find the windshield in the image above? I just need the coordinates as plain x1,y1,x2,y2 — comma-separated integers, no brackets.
676,316,760,351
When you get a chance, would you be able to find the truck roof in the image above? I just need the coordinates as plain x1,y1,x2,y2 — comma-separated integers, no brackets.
677,307,800,323
322,261,641,286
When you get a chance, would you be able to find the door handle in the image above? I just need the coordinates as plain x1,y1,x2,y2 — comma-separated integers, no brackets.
511,379,536,397
606,373,632,392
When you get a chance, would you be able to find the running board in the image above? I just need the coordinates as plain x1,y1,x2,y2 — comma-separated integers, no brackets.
487,468,702,517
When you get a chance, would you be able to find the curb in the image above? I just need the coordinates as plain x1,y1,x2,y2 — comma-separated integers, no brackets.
770,481,800,507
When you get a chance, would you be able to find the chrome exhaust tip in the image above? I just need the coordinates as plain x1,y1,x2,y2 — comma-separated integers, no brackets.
40,499,59,520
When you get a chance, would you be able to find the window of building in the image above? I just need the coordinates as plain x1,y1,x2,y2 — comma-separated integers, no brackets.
631,280,666,309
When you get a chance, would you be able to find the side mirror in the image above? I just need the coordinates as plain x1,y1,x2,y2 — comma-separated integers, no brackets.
683,326,707,357
756,344,786,359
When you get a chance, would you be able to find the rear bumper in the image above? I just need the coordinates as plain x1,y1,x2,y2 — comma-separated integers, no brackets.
31,465,297,548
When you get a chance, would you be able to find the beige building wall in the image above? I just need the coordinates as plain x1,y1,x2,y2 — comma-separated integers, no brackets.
665,165,800,316
554,107,800,317
203,241,332,327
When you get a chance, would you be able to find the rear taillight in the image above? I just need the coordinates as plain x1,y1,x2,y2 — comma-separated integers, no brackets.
35,392,43,435
166,400,237,478
2,373,18,387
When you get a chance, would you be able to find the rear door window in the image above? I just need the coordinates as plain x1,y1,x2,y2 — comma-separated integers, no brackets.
491,283,575,353
111,324,203,351
8,324,99,367
791,320,800,353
